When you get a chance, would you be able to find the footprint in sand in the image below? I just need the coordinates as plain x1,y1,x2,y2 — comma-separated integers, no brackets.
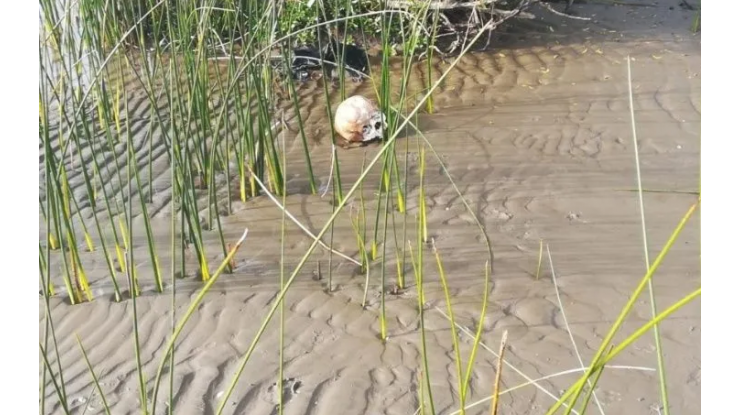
262,378,303,407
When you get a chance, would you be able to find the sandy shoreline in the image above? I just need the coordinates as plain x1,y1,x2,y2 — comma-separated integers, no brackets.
40,2,700,414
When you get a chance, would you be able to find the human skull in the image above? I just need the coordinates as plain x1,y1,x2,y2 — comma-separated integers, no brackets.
333,95,387,146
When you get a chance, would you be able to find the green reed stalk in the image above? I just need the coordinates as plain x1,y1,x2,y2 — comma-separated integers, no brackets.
536,239,544,280
328,191,336,293
125,95,148,414
577,347,611,415
38,243,51,296
391,145,406,214
243,70,259,198
627,55,670,415
418,142,428,243
432,240,465,414
147,113,155,203
205,93,222,230
371,161,387,261
378,185,391,341
315,29,343,203
398,114,412,289
408,238,435,414
180,141,209,281
425,6,441,114
169,146,178,413
359,153,369,268
391,212,407,290
354,209,371,307
376,5,394,214
212,200,232,274
231,62,249,202
280,44,317,194
349,209,369,276
278,106,288,415
459,260,492,407
75,336,113,415
418,369,426,415
419,143,434,410
40,297,49,415
218,78,235,217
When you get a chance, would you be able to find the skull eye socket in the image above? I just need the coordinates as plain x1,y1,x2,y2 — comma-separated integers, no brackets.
374,122,381,130
362,125,370,134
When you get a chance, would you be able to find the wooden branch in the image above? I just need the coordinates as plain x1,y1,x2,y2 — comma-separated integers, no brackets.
389,0,500,10
389,0,536,20
538,1,592,20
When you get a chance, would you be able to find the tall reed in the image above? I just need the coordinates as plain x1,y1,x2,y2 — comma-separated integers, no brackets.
626,55,670,415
